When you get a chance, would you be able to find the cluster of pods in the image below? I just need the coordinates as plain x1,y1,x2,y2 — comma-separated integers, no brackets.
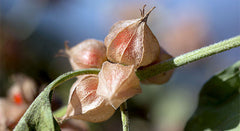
62,6,174,123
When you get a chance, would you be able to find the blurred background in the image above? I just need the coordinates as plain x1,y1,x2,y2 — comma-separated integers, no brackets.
0,0,239,130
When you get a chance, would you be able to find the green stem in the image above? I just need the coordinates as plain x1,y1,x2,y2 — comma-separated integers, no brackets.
120,102,129,131
50,35,240,131
51,35,240,130
136,35,240,80
48,68,100,90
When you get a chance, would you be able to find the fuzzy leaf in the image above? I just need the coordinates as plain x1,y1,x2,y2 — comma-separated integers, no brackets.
185,61,240,131
14,89,60,131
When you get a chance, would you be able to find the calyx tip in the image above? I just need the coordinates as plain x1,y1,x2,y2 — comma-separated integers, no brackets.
140,5,156,22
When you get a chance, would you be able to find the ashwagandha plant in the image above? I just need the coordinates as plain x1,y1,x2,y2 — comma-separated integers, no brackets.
13,5,240,131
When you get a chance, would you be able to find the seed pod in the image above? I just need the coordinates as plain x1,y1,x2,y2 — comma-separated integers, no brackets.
105,6,160,68
8,74,37,104
65,39,107,70
63,74,115,123
97,61,141,109
141,49,174,84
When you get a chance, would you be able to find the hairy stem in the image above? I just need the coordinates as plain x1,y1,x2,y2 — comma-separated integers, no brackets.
120,102,129,131
51,35,240,131
136,35,240,80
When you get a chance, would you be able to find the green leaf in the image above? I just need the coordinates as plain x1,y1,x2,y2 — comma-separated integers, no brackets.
13,69,100,131
13,88,61,131
185,61,240,131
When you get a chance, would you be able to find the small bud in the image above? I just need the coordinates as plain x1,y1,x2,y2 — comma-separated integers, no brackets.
97,61,141,109
141,49,174,84
64,74,115,123
65,39,107,70
105,6,160,68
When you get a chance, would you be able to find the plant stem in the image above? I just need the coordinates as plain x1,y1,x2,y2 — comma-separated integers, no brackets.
48,68,100,90
120,102,129,131
50,35,240,130
51,35,240,130
136,35,240,80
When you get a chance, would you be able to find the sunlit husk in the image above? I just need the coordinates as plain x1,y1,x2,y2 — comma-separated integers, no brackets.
141,49,174,84
97,61,141,109
104,19,139,48
64,74,115,123
104,8,160,68
66,39,107,70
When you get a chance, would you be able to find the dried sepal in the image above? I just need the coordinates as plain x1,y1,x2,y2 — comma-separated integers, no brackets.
97,61,141,109
105,6,160,68
141,49,174,84
65,39,107,70
63,74,115,123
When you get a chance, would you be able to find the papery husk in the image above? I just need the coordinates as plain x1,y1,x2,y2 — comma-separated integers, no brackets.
65,39,107,70
141,49,174,84
104,7,160,68
97,61,141,109
63,74,115,123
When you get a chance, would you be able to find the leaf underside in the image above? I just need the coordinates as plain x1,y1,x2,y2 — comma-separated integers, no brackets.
13,88,60,131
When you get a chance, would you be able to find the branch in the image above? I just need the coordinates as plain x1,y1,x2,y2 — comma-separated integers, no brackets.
48,68,100,90
136,35,240,80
